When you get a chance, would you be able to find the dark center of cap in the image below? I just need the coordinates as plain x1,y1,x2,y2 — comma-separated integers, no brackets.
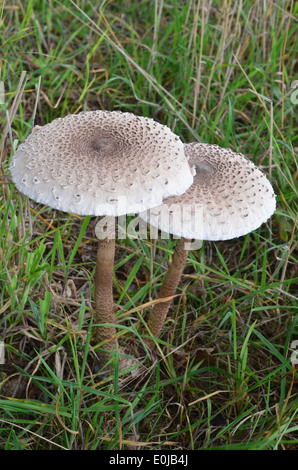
91,138,113,152
195,160,215,183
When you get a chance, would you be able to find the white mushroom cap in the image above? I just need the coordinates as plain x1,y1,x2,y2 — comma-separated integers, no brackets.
140,143,276,241
10,111,194,217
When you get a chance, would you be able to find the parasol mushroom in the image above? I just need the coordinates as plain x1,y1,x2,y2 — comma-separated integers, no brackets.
9,110,194,350
140,142,276,341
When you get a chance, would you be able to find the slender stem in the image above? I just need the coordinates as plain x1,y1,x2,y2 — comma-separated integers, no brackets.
148,237,189,339
94,237,116,345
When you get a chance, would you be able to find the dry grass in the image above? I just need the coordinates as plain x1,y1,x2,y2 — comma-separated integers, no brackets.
0,0,297,450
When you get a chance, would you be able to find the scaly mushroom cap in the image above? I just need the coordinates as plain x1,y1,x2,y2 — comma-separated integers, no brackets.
10,111,194,216
140,143,276,241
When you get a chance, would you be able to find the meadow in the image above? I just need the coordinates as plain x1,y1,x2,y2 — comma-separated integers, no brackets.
0,0,297,450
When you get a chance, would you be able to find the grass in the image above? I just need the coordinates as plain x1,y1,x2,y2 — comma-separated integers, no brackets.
0,0,297,451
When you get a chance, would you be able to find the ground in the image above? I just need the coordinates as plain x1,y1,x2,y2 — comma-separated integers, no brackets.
0,0,297,450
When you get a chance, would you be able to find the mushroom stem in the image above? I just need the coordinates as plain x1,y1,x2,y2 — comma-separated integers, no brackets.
148,237,189,340
94,237,117,345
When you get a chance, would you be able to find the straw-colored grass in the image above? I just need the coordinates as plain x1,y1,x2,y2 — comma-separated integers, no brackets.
0,0,297,450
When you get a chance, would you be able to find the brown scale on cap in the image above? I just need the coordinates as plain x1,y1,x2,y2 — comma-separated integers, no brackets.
10,110,194,217
142,142,276,241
